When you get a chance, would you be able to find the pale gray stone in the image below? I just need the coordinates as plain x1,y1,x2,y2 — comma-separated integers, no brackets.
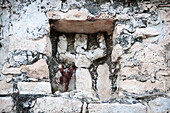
47,9,90,20
85,48,106,61
111,44,123,62
59,52,75,64
57,35,67,54
54,91,61,97
74,34,88,53
76,68,92,91
9,36,52,57
97,63,112,101
10,2,49,40
61,92,70,98
0,97,14,113
2,63,21,75
75,54,92,68
0,80,13,95
33,97,82,113
97,33,106,49
88,103,146,113
6,75,13,83
119,79,165,94
18,82,52,94
135,27,159,38
148,97,170,113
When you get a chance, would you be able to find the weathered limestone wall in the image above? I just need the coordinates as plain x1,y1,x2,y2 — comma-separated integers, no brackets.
0,0,170,112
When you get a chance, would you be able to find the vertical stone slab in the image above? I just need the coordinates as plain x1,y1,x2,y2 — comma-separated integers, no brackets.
76,68,92,92
57,35,67,54
97,63,112,101
74,34,88,53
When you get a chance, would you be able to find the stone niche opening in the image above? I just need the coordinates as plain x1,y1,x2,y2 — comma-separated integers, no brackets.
48,10,117,100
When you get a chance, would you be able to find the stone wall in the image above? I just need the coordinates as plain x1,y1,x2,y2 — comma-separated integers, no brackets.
0,0,170,112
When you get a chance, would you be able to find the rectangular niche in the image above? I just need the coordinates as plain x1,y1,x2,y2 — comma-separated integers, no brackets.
49,14,116,101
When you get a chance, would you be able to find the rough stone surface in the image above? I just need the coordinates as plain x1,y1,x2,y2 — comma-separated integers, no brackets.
148,97,170,113
97,63,112,101
21,59,49,79
120,67,138,78
119,79,165,94
47,9,90,20
9,36,52,57
119,41,169,94
2,62,21,75
111,44,123,62
10,2,50,40
1,0,170,112
57,35,67,54
135,27,160,38
72,90,96,101
0,97,14,113
5,50,43,67
97,33,106,49
33,97,82,113
18,82,51,94
88,103,146,113
75,54,92,68
76,68,92,91
0,80,13,95
92,48,106,60
59,52,76,64
74,34,88,53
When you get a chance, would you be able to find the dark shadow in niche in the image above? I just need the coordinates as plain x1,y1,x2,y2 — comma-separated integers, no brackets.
0,43,2,48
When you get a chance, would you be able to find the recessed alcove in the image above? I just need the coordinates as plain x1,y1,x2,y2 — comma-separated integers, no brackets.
48,10,117,100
